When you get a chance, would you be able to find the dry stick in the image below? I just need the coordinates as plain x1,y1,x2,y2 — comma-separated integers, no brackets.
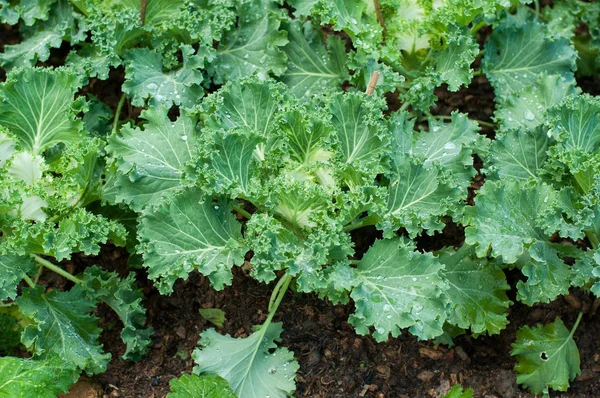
373,0,387,41
366,70,380,95
140,0,148,25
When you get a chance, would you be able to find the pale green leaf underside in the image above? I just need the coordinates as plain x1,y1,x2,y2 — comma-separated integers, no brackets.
0,68,83,155
193,322,299,398
139,190,246,294
349,238,449,341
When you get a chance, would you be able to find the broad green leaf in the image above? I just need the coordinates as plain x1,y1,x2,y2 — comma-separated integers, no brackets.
0,254,35,301
512,317,581,395
547,94,600,154
202,78,285,139
192,322,299,398
105,106,199,211
383,157,461,237
0,357,79,398
17,285,111,375
281,20,348,99
282,108,332,167
516,242,572,305
349,238,449,341
495,74,579,132
486,128,549,181
167,374,236,398
202,131,262,198
434,26,478,91
483,20,576,99
1,0,55,25
210,0,287,83
81,266,153,361
437,245,510,336
463,180,554,263
0,68,84,155
0,128,15,167
0,1,79,70
139,190,246,294
330,92,387,177
122,46,205,109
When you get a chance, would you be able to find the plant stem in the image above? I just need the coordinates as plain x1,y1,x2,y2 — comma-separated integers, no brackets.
33,264,44,284
570,312,584,337
343,214,380,232
475,119,496,128
112,93,127,135
268,273,289,313
470,20,486,35
22,274,36,288
534,0,540,20
584,230,599,250
232,205,252,220
32,255,83,285
366,71,381,95
140,0,148,25
372,0,387,41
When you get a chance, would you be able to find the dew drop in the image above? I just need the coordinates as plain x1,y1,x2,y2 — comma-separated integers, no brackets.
524,110,535,121
180,135,188,141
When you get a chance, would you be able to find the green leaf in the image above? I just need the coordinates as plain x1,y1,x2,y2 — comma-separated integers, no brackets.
441,384,474,398
281,20,348,99
139,190,246,294
512,316,582,395
483,19,576,99
0,357,79,398
17,285,111,374
486,128,549,181
437,245,510,336
199,308,226,328
122,46,205,109
202,78,286,139
105,106,199,211
0,68,84,155
349,238,449,341
192,322,298,398
210,0,288,83
0,254,35,301
434,26,479,92
330,92,387,178
547,94,600,154
382,157,461,237
167,374,237,398
494,74,579,132
516,242,572,305
81,266,153,361
201,131,263,198
463,180,554,263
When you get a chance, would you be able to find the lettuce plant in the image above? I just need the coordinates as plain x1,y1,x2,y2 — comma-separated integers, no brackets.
1,0,600,396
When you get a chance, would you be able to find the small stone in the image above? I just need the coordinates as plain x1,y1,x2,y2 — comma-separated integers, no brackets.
576,369,595,382
376,364,391,379
417,370,436,382
419,347,444,360
564,293,582,310
455,346,470,363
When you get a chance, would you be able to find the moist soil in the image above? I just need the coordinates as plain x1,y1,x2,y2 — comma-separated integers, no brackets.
2,16,600,398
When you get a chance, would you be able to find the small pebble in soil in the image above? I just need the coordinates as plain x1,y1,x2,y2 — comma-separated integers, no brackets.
151,376,160,387
417,370,436,382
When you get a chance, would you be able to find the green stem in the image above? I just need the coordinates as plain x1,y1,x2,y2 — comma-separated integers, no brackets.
470,20,486,35
534,0,540,20
343,214,380,232
268,273,289,313
584,230,599,250
22,274,36,288
399,102,410,112
262,274,292,331
570,312,584,337
475,119,496,128
33,264,44,284
472,70,483,77
232,205,252,220
32,255,82,285
112,93,127,135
